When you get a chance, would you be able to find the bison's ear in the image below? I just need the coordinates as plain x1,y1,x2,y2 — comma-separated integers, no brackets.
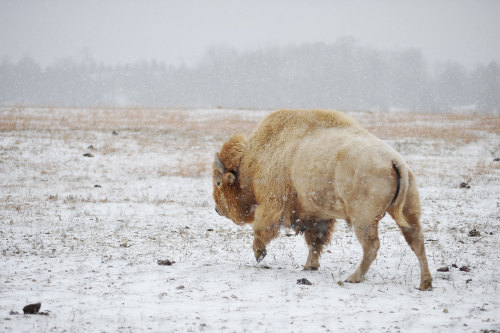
223,171,237,185
218,134,246,172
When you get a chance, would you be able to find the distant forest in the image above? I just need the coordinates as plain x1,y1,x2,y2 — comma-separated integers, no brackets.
1,38,499,112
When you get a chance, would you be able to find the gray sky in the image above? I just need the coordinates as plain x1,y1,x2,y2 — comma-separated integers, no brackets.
1,0,499,68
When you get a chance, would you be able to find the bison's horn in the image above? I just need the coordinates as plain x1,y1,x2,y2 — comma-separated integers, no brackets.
214,153,225,173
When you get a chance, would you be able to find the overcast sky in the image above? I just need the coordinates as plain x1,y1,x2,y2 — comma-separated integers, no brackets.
1,0,499,68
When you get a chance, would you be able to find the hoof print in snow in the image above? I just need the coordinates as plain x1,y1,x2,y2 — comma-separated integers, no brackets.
83,153,94,158
297,278,312,286
468,229,480,237
437,266,450,272
459,266,471,272
112,131,118,136
23,302,41,314
157,259,175,266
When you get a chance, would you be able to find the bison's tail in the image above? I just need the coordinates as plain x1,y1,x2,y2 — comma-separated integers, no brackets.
390,161,410,228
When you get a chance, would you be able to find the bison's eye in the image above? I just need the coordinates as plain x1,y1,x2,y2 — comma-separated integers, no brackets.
216,181,221,187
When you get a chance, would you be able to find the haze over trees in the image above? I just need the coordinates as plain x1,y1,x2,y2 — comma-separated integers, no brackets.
1,38,498,112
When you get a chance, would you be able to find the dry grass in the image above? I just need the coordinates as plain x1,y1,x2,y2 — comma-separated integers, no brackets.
2,106,498,143
0,106,259,137
471,159,500,177
353,111,500,144
1,106,498,178
177,153,211,178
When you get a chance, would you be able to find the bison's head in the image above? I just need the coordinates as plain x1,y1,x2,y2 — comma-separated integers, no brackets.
213,135,255,225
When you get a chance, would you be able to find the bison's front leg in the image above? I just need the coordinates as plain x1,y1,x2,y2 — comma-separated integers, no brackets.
303,220,335,270
253,225,279,262
252,206,281,262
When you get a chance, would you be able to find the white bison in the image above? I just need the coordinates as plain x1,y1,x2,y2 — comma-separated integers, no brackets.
213,109,432,290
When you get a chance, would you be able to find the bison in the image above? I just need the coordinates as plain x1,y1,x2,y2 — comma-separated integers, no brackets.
213,109,432,290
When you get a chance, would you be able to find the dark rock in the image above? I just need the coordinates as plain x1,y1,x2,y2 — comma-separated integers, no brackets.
452,264,458,268
83,153,94,158
157,259,175,266
94,184,101,188
459,266,471,272
297,278,312,286
468,229,480,237
23,303,41,314
112,131,118,136
87,145,95,150
437,266,450,272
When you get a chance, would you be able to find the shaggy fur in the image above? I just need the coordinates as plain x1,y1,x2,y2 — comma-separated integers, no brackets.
213,109,432,290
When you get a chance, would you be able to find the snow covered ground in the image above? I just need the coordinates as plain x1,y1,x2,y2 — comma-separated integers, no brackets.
0,107,499,332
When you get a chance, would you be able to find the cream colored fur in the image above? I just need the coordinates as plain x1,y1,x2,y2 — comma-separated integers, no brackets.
213,110,432,290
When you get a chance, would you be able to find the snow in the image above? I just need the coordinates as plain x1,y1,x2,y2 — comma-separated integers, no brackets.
0,107,499,332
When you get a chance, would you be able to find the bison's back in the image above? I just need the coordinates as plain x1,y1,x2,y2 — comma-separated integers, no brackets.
247,109,360,180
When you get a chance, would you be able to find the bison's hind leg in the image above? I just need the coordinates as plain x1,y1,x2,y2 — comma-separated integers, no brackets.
346,220,380,283
303,220,335,270
392,212,433,290
398,224,433,290
389,176,433,291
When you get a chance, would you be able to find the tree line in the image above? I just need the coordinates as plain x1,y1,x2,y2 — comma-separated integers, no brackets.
1,38,499,112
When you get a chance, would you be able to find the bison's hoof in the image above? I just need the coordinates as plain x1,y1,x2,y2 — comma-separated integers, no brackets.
255,249,267,263
303,265,319,271
419,279,433,291
345,273,363,283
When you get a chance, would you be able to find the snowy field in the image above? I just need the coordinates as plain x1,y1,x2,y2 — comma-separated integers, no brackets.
0,107,499,332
